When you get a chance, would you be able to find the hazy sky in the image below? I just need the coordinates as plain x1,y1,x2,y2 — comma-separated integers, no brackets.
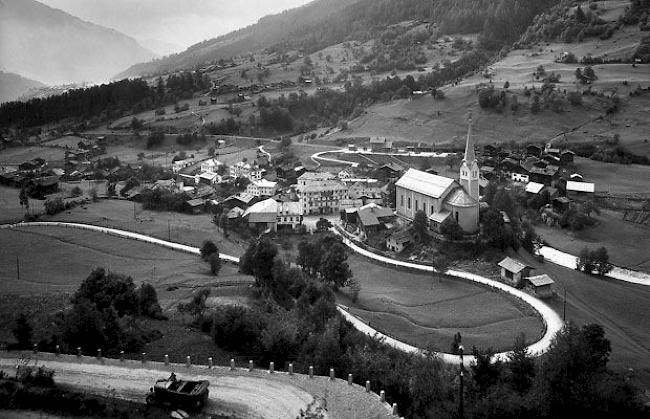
39,0,312,52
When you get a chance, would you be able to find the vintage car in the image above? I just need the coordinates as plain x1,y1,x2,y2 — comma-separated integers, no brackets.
146,374,210,410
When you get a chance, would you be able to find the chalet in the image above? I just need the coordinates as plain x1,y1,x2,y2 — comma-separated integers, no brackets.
172,159,194,174
243,198,278,232
499,157,521,173
498,257,532,288
356,204,394,233
19,158,46,173
529,166,558,185
375,163,403,180
197,172,220,186
482,144,498,157
526,144,542,157
369,137,392,152
566,181,595,199
560,150,576,164
184,199,205,214
525,274,554,298
552,196,571,213
386,230,413,253
27,176,59,196
220,193,257,210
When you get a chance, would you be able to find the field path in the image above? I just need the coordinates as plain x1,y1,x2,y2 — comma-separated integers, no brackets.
0,352,393,419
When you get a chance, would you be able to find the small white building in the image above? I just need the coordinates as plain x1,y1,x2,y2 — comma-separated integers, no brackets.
230,161,264,180
525,182,545,195
246,179,278,197
172,159,194,173
566,181,595,199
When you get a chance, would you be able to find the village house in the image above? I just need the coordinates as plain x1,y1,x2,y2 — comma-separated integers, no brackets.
526,144,543,157
552,196,572,213
297,172,348,215
219,192,257,211
395,116,479,234
482,144,498,157
386,230,413,253
525,274,555,299
369,137,392,152
498,257,532,288
200,158,223,173
343,203,395,235
375,163,403,180
184,198,205,214
246,179,278,197
26,176,59,196
197,172,220,186
230,161,264,180
525,181,545,195
242,198,303,232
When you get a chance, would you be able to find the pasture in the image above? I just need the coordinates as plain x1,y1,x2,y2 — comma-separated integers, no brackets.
340,253,545,353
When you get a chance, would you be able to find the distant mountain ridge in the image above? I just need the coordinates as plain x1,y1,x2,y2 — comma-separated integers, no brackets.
0,71,44,103
0,0,155,85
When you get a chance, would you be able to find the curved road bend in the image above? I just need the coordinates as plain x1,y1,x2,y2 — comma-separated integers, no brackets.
0,352,393,419
2,222,562,367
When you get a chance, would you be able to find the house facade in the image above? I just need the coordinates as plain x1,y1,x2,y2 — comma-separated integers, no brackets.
246,179,278,197
297,172,348,215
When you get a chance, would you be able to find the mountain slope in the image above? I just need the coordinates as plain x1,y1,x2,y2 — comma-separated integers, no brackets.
0,71,44,103
0,0,155,85
116,0,361,78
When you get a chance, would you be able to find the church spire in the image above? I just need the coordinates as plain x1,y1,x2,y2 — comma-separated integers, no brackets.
463,112,476,163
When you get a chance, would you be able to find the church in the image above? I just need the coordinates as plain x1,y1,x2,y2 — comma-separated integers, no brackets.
395,116,480,234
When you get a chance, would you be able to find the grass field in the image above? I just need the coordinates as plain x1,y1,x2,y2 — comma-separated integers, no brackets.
536,208,650,272
572,157,650,194
0,146,66,164
338,253,545,353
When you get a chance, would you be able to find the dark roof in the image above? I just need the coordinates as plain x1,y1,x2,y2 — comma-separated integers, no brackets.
31,176,59,187
388,230,412,244
185,199,205,207
527,274,554,287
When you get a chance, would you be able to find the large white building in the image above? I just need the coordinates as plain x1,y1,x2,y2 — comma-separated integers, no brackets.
395,116,479,233
230,161,264,180
246,179,278,197
200,158,223,173
296,172,348,215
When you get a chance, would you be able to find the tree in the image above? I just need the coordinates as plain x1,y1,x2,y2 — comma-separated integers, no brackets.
592,246,612,276
450,332,462,354
208,253,222,276
508,333,535,394
19,186,29,215
279,136,292,153
471,346,502,396
200,240,218,261
316,218,332,232
138,283,163,319
319,243,352,288
178,288,210,317
483,182,498,207
71,186,83,197
412,210,429,242
440,217,463,241
12,313,33,349
240,238,278,288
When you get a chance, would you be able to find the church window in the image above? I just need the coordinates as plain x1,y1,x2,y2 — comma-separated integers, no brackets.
407,197,411,209
400,195,404,206
455,212,459,223
415,200,418,210
431,205,434,214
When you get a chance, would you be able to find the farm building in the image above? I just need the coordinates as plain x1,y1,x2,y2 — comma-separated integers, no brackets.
395,117,479,234
242,198,303,232
566,181,595,199
498,257,532,288
525,274,555,298
526,144,542,157
386,230,413,252
375,163,403,179
345,204,395,234
552,196,571,213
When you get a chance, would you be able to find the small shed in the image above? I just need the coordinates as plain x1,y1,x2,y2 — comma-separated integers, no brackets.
525,274,554,298
498,257,532,288
386,230,412,253
184,199,205,214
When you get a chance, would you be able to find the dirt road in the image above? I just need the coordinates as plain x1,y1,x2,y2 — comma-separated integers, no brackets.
0,352,392,419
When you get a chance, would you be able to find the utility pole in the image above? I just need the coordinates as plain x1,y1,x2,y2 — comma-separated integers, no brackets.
458,345,465,419
563,288,567,322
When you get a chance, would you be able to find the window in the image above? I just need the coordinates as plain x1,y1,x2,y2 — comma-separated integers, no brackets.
407,197,411,209
415,200,418,211
431,205,434,214
400,195,404,206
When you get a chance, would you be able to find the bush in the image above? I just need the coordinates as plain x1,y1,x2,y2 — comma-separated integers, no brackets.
70,186,82,197
44,197,65,215
567,91,583,106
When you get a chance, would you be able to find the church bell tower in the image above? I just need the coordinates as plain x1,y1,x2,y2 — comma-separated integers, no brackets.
459,113,480,201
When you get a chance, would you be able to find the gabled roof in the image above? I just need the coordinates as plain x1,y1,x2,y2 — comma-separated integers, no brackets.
396,169,455,199
527,274,554,287
498,257,530,273
566,181,594,193
298,171,335,180
185,199,205,207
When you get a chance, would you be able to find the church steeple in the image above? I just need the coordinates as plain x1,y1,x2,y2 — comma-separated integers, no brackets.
463,113,476,164
459,112,480,201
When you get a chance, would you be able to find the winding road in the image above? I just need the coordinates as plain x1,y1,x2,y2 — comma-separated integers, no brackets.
1,221,563,367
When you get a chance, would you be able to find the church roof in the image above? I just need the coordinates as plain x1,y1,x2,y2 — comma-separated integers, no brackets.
395,168,455,198
463,115,476,164
444,187,477,207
